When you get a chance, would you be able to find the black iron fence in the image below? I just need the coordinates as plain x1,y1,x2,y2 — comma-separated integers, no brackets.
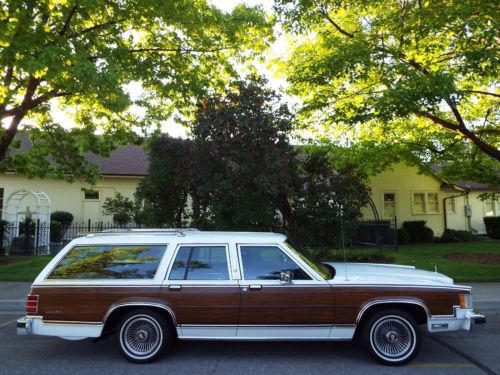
1,218,399,256
351,217,398,250
1,220,142,256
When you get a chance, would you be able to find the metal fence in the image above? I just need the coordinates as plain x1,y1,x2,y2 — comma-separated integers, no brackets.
1,218,399,256
351,217,398,250
1,221,142,256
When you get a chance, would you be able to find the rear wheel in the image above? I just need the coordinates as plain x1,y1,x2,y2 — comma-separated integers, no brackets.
362,310,421,366
116,309,172,363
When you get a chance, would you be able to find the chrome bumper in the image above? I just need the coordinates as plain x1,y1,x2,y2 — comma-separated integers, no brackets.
428,308,486,333
471,312,487,325
17,317,33,335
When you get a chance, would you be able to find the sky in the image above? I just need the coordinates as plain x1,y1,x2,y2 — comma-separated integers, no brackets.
13,1,285,139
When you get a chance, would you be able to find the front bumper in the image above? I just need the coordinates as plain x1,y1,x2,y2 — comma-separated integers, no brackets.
428,308,486,333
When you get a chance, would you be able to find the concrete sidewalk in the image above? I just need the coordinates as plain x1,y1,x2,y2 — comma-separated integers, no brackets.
0,281,498,313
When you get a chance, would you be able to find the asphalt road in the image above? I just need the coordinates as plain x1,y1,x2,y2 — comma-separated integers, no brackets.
0,304,498,375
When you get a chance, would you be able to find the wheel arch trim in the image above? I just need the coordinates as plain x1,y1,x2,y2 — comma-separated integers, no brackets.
103,302,178,326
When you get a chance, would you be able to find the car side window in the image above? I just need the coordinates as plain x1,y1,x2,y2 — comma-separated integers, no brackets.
240,246,312,280
168,246,230,280
47,245,166,279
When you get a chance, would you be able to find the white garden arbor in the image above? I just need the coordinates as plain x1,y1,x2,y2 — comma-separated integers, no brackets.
3,189,51,253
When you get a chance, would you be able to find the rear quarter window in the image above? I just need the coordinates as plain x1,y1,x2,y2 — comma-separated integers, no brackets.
47,244,166,279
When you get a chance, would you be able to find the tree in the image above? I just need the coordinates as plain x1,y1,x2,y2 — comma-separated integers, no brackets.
190,76,296,232
135,135,194,228
292,147,370,249
275,0,499,183
102,192,139,227
139,77,371,249
0,0,272,182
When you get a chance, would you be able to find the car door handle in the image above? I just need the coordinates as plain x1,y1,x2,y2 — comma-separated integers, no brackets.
249,285,262,290
169,285,181,290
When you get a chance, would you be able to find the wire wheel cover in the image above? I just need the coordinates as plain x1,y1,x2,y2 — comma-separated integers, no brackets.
371,316,414,359
121,315,163,358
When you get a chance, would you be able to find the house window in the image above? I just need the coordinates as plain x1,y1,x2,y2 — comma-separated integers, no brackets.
412,192,440,214
383,192,396,218
484,198,499,217
427,193,439,213
83,189,99,200
446,197,456,214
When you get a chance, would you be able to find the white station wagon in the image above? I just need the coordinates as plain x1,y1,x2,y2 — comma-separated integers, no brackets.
17,229,485,365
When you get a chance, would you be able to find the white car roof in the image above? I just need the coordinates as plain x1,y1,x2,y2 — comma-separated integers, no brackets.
69,230,288,245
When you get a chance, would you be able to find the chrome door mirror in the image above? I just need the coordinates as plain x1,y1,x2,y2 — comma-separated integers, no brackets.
280,271,292,284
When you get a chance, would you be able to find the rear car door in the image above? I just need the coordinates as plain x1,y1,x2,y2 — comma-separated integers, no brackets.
160,244,240,338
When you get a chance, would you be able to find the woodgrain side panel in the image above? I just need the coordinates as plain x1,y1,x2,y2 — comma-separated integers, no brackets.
32,286,161,322
239,285,335,324
333,286,462,324
160,286,240,324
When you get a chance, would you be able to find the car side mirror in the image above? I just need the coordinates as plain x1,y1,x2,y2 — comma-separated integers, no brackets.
280,271,292,284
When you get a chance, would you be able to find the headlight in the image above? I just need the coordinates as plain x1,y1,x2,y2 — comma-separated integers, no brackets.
459,293,473,309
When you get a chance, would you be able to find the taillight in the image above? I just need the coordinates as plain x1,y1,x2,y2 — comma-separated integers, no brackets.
26,295,39,314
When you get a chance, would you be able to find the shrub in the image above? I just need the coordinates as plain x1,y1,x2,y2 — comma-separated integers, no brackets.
397,227,411,244
51,211,74,233
50,221,63,243
484,217,500,239
402,221,427,242
421,226,434,242
440,229,478,243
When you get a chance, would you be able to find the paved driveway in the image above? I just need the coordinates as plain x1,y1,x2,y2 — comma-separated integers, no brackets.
0,305,498,375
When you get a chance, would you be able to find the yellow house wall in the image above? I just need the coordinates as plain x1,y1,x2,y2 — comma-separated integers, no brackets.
361,163,474,236
0,173,143,224
466,191,499,234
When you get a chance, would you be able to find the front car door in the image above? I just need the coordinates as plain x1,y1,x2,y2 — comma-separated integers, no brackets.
237,244,335,338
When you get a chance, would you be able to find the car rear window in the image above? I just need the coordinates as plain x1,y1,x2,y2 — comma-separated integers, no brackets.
168,246,230,280
47,244,166,279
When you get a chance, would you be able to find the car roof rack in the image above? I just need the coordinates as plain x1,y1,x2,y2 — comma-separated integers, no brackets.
84,228,200,237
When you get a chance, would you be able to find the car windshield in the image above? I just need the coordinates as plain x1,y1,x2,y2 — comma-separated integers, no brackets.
283,242,333,280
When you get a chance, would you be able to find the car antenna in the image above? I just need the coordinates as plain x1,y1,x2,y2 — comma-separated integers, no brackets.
339,203,349,281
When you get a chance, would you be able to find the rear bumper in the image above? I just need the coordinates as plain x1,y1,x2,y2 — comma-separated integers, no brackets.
16,316,102,339
16,317,33,335
428,308,486,333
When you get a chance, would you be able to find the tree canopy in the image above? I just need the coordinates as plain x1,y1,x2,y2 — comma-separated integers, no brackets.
275,0,499,184
137,77,370,249
0,0,272,181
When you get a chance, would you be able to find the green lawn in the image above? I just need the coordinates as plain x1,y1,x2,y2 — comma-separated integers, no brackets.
0,240,499,282
331,240,500,282
0,255,53,281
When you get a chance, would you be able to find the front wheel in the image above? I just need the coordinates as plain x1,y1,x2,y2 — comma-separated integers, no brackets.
116,309,172,363
362,310,421,366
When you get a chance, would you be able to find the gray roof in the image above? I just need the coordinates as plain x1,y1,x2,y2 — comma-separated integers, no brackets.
12,133,149,177
432,164,498,191
85,145,148,176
